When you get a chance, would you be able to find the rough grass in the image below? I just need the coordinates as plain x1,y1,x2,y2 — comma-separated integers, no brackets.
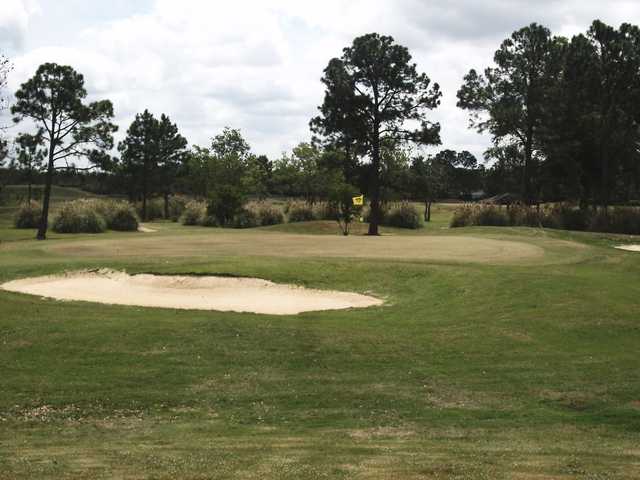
0,201,639,478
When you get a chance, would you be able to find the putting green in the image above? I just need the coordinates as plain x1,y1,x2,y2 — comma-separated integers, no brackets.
19,230,589,265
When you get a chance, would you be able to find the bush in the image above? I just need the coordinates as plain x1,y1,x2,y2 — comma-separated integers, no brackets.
137,198,164,220
84,199,139,231
287,201,315,222
590,207,640,235
313,201,340,221
201,215,219,227
247,202,284,226
362,204,389,224
507,204,543,227
383,203,422,229
207,186,245,226
107,203,139,231
474,205,509,226
231,208,260,228
14,200,41,229
52,200,107,233
168,195,189,222
180,200,207,226
450,205,474,228
450,203,640,235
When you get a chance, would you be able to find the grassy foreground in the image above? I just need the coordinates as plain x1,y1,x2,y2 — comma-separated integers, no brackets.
0,197,639,479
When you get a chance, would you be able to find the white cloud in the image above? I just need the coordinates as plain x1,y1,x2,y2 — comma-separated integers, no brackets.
0,0,40,50
4,0,640,161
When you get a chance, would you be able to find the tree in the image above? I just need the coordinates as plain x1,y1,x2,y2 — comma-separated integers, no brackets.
118,110,158,219
457,23,565,204
187,128,256,224
542,21,640,207
156,114,188,217
312,33,442,235
118,110,187,220
13,131,46,202
0,55,12,175
11,63,117,239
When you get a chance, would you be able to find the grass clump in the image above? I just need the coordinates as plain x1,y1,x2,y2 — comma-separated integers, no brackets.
383,202,423,229
137,198,164,221
52,200,107,233
168,195,189,222
246,201,285,226
231,208,260,228
13,200,41,229
287,200,316,223
180,200,207,226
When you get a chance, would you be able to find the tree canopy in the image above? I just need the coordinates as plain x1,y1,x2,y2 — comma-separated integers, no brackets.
312,33,442,234
11,62,117,239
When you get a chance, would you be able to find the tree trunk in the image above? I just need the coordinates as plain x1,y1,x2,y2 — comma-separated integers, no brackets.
164,192,169,219
523,137,532,205
367,123,381,236
142,192,147,221
424,201,432,222
36,135,56,240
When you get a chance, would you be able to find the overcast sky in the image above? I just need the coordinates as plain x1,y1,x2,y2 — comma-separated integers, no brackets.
1,0,638,162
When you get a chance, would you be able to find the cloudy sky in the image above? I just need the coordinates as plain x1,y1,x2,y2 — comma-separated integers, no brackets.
1,0,638,162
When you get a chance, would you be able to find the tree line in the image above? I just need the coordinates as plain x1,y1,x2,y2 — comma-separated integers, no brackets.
2,19,640,239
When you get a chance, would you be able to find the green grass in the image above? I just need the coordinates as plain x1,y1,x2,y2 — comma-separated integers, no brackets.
0,194,639,478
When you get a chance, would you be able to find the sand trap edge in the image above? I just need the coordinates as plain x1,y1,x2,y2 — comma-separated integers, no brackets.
0,269,384,315
614,244,640,252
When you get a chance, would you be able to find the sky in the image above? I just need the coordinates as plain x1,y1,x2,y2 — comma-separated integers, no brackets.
1,0,639,162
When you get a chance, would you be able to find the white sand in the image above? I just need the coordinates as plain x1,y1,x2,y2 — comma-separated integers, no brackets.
137,225,157,233
614,244,640,252
0,269,382,315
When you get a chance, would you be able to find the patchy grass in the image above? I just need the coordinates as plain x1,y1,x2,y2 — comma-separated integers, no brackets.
0,198,639,478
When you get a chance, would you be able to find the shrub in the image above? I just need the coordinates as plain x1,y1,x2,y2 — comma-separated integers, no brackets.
549,204,590,231
313,201,339,221
52,200,107,233
383,203,422,229
207,186,245,226
610,208,640,235
14,200,41,229
137,198,164,220
84,199,139,231
590,207,640,235
201,215,219,227
362,204,389,224
180,200,207,226
231,208,260,228
475,205,508,226
450,205,474,227
248,202,284,226
168,195,188,222
287,201,315,222
507,204,543,227
107,203,139,231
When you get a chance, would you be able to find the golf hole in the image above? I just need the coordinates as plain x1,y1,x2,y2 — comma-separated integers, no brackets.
0,269,383,315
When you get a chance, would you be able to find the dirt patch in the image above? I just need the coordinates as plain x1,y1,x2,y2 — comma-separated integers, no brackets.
0,269,382,315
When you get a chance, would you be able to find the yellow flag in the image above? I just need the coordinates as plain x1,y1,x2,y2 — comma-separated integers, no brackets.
352,195,364,206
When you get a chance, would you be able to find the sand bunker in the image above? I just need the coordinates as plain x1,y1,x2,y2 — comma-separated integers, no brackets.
137,225,157,233
615,244,640,252
0,270,382,315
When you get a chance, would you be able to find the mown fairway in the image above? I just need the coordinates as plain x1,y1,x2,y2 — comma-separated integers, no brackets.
1,200,639,479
